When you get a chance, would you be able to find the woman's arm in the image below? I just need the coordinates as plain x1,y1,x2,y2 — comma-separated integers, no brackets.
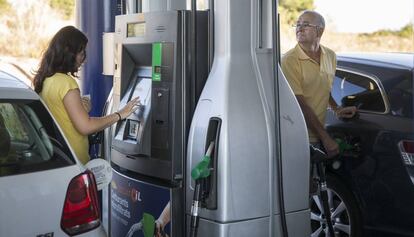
63,88,139,135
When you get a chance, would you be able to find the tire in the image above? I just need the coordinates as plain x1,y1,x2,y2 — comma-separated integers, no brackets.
310,175,362,237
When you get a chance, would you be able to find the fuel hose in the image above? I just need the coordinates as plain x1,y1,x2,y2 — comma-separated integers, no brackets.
190,141,215,237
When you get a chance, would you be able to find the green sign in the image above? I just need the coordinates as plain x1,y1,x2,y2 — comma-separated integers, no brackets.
152,43,162,81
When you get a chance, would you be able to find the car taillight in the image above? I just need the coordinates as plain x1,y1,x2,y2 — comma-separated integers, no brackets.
399,140,414,166
61,170,100,236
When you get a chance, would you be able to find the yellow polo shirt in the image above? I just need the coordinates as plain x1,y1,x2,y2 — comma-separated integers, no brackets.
281,44,336,143
40,73,89,165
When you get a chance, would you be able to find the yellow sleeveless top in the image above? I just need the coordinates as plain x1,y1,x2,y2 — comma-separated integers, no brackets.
40,73,89,165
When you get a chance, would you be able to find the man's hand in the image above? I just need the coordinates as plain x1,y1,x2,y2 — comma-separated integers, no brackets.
336,106,357,118
321,136,339,158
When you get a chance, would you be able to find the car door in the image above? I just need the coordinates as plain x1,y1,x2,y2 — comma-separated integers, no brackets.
326,67,414,233
0,99,83,237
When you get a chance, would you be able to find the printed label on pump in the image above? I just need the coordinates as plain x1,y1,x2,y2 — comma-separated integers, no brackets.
110,170,171,237
85,159,113,190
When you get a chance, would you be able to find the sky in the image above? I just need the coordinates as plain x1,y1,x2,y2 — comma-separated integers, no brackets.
315,0,414,33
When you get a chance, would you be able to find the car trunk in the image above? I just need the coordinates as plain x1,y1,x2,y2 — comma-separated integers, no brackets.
0,165,81,236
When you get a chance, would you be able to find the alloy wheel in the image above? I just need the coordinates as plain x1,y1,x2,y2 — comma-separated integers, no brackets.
310,189,351,237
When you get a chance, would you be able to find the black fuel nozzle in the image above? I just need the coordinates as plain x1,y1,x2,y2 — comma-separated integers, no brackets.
309,146,335,237
190,179,202,237
190,142,214,237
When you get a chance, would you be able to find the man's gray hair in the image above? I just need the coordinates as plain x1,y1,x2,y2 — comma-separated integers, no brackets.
301,10,325,28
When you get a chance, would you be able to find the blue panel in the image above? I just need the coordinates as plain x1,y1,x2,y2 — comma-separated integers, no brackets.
79,0,119,117
78,0,120,158
111,170,171,237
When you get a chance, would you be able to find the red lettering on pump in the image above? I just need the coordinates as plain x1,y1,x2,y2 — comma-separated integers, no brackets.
131,188,143,202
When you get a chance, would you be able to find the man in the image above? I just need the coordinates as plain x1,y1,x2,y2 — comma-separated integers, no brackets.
281,10,357,157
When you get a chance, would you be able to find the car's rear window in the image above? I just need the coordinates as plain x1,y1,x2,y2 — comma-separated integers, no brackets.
0,100,75,177
387,78,413,118
333,70,386,113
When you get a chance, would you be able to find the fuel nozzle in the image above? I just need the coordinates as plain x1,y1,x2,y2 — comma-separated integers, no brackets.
191,154,211,181
335,137,360,158
335,138,353,154
190,141,215,237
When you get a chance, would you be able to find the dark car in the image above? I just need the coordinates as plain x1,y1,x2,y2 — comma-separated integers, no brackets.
310,53,414,237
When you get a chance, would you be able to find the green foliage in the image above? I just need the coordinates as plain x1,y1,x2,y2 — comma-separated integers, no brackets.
0,0,52,58
361,23,413,38
398,23,413,38
0,0,10,13
49,0,74,19
279,0,314,25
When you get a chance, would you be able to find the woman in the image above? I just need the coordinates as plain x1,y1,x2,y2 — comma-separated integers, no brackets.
33,26,139,165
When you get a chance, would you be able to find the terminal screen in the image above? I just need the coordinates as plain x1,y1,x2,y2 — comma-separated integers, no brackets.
127,22,146,37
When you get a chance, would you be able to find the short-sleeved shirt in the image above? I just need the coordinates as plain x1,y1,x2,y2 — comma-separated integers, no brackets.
40,73,89,164
281,44,336,143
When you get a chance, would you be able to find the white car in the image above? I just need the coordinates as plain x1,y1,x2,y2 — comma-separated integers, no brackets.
0,70,107,237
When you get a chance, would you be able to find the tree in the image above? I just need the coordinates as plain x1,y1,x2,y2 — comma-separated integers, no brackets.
398,23,413,38
362,23,413,38
279,0,314,25
0,0,10,14
49,0,74,20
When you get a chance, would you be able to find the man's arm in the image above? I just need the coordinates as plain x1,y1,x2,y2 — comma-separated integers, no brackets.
296,95,339,157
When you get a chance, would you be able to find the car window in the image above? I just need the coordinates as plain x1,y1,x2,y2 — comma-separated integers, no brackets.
332,70,386,113
388,78,413,118
0,100,75,177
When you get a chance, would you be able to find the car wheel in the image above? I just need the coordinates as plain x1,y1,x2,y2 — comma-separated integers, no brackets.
310,175,362,237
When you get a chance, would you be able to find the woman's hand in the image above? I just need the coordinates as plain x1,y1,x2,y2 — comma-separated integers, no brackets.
117,97,140,119
81,95,91,112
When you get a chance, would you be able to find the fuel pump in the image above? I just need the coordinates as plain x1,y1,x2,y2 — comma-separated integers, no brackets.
101,0,312,236
106,6,210,237
185,1,311,236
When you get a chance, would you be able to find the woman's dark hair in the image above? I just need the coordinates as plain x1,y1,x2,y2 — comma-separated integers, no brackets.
33,26,88,93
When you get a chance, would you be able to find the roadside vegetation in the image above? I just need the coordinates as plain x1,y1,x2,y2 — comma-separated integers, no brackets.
279,0,413,53
281,21,414,53
0,0,74,57
0,0,412,78
0,0,75,77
